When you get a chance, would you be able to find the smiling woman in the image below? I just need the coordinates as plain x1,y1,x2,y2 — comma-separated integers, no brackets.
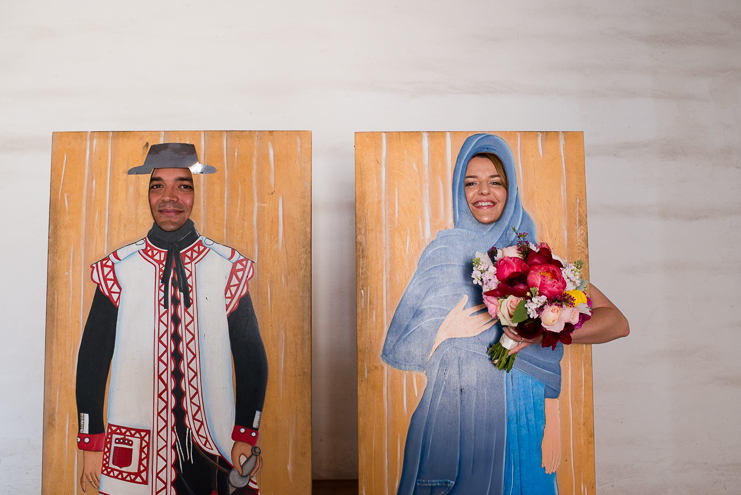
464,154,508,225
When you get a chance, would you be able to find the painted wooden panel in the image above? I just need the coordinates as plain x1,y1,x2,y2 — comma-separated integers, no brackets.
356,131,594,495
43,131,312,495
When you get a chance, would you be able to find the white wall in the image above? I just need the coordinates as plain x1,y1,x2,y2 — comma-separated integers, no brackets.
1,0,739,492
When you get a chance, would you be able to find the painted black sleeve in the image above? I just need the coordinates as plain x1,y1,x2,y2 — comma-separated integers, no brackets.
75,287,118,435
228,292,268,429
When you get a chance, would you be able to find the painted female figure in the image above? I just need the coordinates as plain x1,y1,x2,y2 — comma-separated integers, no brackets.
381,134,564,495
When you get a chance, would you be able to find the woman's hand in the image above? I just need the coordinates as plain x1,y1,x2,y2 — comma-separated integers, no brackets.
541,398,562,474
502,325,542,355
429,295,494,359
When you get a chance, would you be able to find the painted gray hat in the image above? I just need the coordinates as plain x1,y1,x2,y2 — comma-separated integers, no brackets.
127,143,217,175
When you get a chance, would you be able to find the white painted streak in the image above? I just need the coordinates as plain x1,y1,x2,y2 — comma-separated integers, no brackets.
80,133,91,335
200,132,206,228
402,374,407,414
421,132,431,241
285,414,295,481
252,136,259,262
267,283,271,309
396,435,401,490
278,325,284,400
58,153,67,202
278,196,283,251
437,177,444,221
381,133,388,334
559,132,568,242
69,248,74,320
74,448,78,495
567,356,576,489
104,134,112,253
64,414,69,460
236,184,242,225
413,373,418,397
268,141,275,189
224,135,229,242
64,193,68,213
576,198,581,248
538,132,543,158
516,133,525,194
445,132,452,226
160,131,165,143
406,231,410,255
381,133,390,495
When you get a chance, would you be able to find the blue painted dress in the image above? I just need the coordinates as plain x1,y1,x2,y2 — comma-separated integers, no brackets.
382,134,561,495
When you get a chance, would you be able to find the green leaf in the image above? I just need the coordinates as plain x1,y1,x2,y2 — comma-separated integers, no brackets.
512,300,529,324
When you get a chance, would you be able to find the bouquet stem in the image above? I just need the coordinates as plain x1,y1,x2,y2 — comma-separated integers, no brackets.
487,332,519,373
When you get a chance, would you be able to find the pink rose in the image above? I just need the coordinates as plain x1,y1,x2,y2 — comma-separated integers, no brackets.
483,294,499,319
496,257,529,282
498,295,522,327
526,264,566,298
540,304,565,333
561,307,580,326
499,245,522,259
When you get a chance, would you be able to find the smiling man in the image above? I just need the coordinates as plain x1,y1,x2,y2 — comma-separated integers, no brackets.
75,143,267,495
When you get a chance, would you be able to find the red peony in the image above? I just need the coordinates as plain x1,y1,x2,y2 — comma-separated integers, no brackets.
495,257,529,282
526,264,566,298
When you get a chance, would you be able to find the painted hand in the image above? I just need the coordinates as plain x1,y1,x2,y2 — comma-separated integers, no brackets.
541,398,562,474
80,450,103,492
231,440,262,477
430,295,495,358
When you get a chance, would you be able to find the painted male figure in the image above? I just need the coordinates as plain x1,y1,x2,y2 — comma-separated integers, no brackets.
75,143,268,495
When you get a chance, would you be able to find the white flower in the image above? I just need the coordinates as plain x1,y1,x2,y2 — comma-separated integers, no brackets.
561,263,582,292
525,295,547,319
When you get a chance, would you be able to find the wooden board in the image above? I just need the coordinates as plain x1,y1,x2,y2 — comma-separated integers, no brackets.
43,131,312,495
356,131,594,495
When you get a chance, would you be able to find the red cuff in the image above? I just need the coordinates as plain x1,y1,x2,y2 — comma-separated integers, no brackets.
232,425,259,446
77,433,105,451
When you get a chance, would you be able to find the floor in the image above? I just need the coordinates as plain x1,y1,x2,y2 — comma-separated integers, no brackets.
312,479,359,495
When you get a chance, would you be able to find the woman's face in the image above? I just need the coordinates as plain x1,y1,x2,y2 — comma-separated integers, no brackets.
464,155,508,224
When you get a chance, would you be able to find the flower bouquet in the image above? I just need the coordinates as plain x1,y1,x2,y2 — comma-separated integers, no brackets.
471,229,592,372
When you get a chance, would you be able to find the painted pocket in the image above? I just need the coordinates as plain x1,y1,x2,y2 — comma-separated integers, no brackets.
102,423,150,485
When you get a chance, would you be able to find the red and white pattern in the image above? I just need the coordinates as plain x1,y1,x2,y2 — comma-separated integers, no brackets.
91,256,122,307
139,241,174,495
179,242,219,456
139,238,219,494
101,423,150,485
225,258,254,316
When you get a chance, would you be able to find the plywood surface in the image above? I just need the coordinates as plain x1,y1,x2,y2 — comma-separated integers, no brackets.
43,131,312,495
356,131,594,495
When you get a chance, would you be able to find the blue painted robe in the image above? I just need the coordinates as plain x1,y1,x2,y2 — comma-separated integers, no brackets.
382,134,562,495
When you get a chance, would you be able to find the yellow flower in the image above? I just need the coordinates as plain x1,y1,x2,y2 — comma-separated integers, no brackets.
565,290,587,306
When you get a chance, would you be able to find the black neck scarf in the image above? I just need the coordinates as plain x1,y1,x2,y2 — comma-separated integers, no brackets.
147,219,200,309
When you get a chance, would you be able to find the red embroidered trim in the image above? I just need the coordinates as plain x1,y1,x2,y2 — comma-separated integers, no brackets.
231,426,259,446
77,433,105,451
100,423,150,485
180,242,218,455
90,257,121,308
141,237,221,490
225,258,254,316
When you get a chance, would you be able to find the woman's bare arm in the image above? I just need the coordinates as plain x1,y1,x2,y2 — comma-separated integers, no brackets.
505,283,629,353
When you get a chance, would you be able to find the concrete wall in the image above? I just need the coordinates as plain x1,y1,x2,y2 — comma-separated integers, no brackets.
1,0,738,493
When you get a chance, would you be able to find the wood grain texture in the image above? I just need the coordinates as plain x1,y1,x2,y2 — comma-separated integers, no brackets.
356,132,595,495
43,131,312,495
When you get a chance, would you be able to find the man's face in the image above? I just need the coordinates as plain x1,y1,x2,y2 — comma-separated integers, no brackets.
149,168,195,231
